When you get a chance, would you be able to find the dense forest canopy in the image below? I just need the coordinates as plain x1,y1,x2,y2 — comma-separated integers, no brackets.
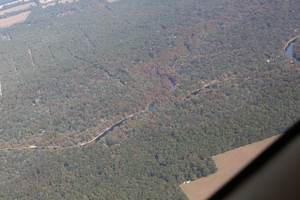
293,39,300,61
0,0,299,199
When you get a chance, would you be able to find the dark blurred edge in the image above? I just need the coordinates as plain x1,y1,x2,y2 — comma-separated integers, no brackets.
209,119,300,200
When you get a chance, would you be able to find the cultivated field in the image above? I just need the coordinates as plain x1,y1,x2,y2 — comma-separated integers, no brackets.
180,135,281,200
0,2,36,15
0,10,30,27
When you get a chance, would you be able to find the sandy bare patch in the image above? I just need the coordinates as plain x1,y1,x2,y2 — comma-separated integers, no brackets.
0,11,31,27
0,2,36,15
180,135,281,200
39,0,56,4
42,2,55,8
107,0,119,3
41,0,78,8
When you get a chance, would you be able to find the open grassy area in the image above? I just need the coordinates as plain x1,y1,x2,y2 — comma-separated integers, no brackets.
181,135,281,200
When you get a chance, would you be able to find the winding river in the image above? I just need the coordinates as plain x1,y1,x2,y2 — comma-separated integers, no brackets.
284,36,300,59
285,41,296,59
1,37,297,151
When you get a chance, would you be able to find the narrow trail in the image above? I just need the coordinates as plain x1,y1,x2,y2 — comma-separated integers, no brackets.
28,48,35,66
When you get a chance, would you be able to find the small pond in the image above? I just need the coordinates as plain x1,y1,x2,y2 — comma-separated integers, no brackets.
148,102,156,112
285,41,296,59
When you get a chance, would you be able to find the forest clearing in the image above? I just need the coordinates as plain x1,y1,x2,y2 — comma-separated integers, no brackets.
181,135,281,200
0,2,36,15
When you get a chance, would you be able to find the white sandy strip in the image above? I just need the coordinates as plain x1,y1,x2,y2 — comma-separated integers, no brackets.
0,0,30,9
39,0,56,4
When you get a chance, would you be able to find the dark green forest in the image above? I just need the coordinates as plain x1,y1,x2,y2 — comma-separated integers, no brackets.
293,39,300,61
0,0,299,199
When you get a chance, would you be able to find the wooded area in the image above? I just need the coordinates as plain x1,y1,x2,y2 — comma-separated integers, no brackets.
0,0,299,199
293,39,300,61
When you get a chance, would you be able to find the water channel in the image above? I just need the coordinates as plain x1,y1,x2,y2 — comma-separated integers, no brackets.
148,102,157,112
285,41,296,59
285,38,299,59
170,79,175,89
157,72,175,89
95,120,125,141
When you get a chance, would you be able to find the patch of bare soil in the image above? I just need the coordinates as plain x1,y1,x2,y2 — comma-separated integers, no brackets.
41,0,78,9
59,0,78,4
39,0,56,4
42,2,55,8
180,135,281,200
107,0,119,3
0,11,31,27
0,2,37,15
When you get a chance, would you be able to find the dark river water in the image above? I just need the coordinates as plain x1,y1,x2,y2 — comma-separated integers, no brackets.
94,40,296,143
285,41,296,59
149,102,156,112
170,79,175,89
95,120,125,141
